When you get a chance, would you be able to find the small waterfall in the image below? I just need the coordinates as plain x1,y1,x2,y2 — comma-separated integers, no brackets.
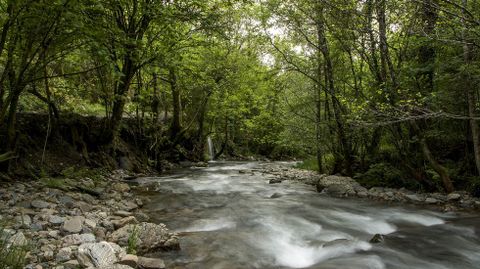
207,136,215,160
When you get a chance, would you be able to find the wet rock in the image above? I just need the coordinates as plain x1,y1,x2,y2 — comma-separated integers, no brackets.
269,178,282,184
62,216,84,234
138,257,166,269
77,242,118,268
369,234,385,244
109,222,179,254
270,193,282,199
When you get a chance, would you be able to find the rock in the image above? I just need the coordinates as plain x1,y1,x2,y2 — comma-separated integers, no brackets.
134,212,150,222
447,193,462,201
85,219,97,229
270,193,282,199
9,232,27,247
109,222,179,254
112,216,138,229
56,247,72,262
425,197,439,204
324,184,350,197
357,192,368,198
114,211,133,217
31,199,49,209
405,194,423,202
369,234,385,244
62,233,96,246
63,260,80,269
122,201,138,211
97,265,134,269
112,183,131,193
58,196,75,208
62,216,84,234
77,242,118,268
138,257,166,269
15,214,32,227
118,254,138,268
49,215,66,225
269,178,282,184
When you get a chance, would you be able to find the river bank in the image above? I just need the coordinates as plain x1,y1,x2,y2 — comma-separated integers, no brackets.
0,169,178,269
259,163,480,212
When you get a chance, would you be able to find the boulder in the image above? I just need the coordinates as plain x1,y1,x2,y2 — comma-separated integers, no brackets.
425,197,439,204
109,222,179,254
77,242,118,268
138,257,166,269
63,216,84,234
324,184,350,197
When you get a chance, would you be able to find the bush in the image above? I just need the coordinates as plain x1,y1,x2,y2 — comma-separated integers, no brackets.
355,162,420,189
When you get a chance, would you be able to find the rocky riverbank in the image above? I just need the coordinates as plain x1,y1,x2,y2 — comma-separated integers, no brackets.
0,170,178,269
260,163,480,212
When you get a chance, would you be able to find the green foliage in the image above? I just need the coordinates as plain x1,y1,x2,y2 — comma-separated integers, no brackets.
127,225,139,255
295,158,319,172
355,163,419,190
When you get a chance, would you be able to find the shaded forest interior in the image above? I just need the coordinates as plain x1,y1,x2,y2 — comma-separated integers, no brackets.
0,0,480,195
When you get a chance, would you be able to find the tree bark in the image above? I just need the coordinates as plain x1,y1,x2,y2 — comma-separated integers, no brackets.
170,67,182,138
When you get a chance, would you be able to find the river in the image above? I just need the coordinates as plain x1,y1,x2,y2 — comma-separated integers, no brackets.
137,162,480,269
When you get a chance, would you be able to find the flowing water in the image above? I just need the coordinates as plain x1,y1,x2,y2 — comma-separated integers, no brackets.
138,162,480,269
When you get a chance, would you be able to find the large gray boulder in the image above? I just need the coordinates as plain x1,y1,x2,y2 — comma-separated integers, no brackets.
109,222,179,254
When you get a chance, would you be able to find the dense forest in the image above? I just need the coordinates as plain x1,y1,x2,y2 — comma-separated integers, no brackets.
0,0,479,194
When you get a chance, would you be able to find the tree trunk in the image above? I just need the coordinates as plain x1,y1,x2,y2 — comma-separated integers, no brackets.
316,2,352,174
462,0,480,176
170,67,182,138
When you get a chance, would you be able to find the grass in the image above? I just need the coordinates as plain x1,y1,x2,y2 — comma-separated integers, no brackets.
127,225,139,255
0,225,29,269
295,158,319,172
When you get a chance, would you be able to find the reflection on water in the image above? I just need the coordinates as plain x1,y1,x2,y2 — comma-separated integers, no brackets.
139,162,480,269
